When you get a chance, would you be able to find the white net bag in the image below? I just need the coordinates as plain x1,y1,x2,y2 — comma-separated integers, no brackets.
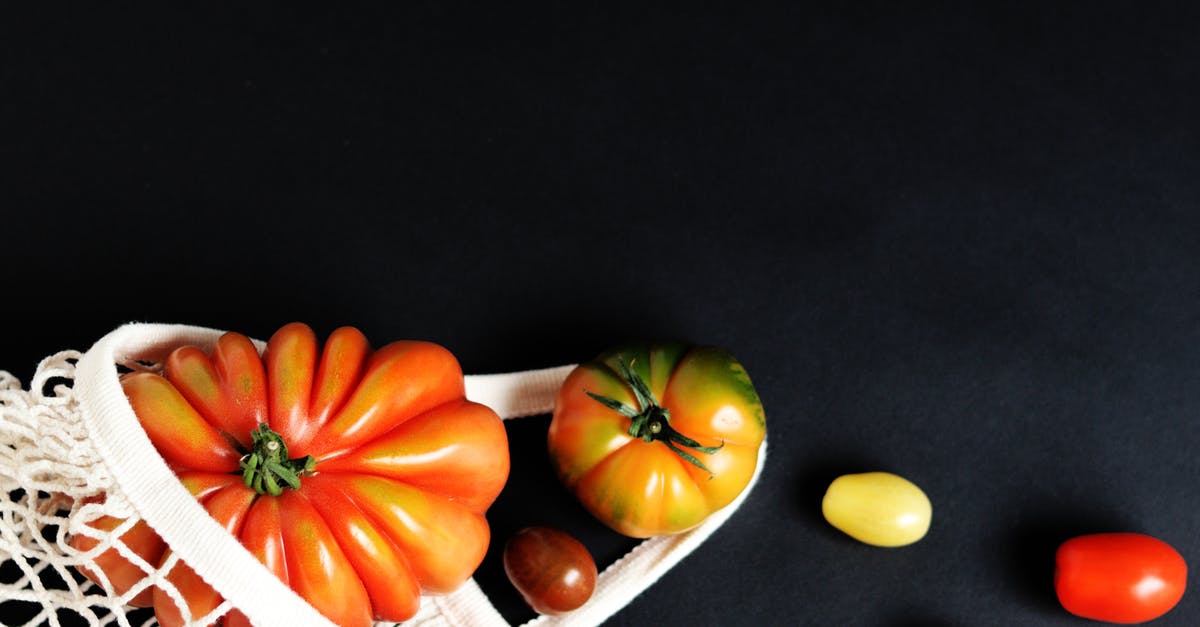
0,324,765,627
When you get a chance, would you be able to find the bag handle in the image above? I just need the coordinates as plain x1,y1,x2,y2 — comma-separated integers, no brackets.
76,324,766,627
440,367,768,627
77,323,335,627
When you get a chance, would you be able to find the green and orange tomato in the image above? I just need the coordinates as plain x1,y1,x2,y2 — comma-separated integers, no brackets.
548,342,766,538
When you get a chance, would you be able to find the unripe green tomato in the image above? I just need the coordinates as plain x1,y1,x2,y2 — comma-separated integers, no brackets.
821,471,931,547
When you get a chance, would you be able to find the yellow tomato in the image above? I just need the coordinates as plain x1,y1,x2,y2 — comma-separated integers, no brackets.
821,472,931,547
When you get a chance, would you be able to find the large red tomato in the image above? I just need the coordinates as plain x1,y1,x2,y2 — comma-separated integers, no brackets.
547,342,765,538
71,323,510,626
1055,532,1187,624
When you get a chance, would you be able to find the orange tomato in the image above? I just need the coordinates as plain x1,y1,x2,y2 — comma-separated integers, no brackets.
75,323,510,625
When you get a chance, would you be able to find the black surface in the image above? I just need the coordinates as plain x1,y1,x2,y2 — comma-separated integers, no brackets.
3,3,1200,626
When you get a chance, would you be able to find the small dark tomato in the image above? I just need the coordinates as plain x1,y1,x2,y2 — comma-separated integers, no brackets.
503,526,597,615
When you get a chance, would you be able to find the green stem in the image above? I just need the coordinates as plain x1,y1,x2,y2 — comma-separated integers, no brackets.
586,357,723,476
239,424,315,496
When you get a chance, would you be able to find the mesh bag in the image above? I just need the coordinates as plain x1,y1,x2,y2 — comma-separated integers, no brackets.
0,323,766,627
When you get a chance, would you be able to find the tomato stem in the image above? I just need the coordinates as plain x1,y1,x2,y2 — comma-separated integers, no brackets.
240,424,315,496
585,358,723,476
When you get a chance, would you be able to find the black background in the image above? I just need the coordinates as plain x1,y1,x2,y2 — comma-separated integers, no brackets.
3,3,1200,626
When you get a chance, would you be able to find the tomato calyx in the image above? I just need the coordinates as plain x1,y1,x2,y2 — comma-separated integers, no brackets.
586,358,723,475
239,424,316,496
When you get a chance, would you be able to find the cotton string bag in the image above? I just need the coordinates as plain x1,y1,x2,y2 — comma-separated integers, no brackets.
0,323,766,626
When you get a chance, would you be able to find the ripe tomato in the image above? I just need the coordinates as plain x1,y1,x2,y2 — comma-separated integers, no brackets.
1055,532,1187,624
548,342,766,538
71,323,510,626
503,527,597,615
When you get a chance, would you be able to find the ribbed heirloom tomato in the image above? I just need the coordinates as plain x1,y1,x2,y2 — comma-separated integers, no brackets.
70,323,510,627
548,342,765,538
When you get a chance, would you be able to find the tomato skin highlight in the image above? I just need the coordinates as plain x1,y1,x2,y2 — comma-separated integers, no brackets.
307,340,465,459
265,322,320,453
574,441,710,538
301,478,421,622
1055,532,1187,624
209,332,269,449
318,472,491,594
548,342,766,538
122,372,242,473
308,327,371,430
75,323,508,626
166,340,265,451
276,490,373,627
504,527,597,615
315,399,510,513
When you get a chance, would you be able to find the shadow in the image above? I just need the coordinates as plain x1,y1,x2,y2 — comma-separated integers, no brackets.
996,497,1135,613
884,614,961,627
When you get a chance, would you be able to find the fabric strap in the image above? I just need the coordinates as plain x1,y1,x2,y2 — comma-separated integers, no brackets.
74,323,767,627
77,324,333,627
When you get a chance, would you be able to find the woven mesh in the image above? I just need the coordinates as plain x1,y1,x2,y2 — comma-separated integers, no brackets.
0,353,234,627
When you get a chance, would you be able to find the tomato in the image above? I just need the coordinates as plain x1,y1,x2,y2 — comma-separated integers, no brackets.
821,472,931,547
70,512,164,607
503,527,597,615
73,323,510,626
1055,532,1187,624
548,342,766,537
